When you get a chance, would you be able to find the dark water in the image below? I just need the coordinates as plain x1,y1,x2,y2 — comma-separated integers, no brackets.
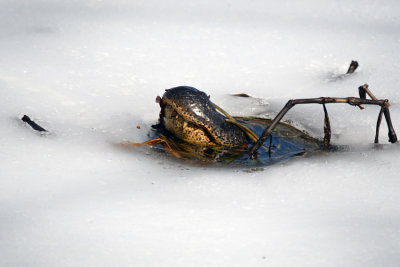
146,117,323,167
239,118,321,166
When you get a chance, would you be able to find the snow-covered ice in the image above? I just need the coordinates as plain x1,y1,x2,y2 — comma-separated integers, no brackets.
1,0,400,266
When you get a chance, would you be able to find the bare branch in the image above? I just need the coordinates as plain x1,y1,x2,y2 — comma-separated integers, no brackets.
249,96,397,159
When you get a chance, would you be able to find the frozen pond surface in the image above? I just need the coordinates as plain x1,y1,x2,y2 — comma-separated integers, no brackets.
1,0,400,266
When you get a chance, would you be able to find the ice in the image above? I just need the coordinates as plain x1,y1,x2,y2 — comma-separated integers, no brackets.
1,0,400,266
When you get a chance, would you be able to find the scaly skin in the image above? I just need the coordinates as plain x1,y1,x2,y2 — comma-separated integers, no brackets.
157,86,247,147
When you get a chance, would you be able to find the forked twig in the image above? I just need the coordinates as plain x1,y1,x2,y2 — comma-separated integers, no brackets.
359,84,395,143
249,88,397,158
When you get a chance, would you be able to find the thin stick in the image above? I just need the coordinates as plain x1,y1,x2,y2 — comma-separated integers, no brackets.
249,96,397,158
322,104,331,147
383,102,397,143
375,106,384,143
21,115,47,132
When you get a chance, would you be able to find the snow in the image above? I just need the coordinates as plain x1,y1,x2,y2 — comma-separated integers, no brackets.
1,0,400,266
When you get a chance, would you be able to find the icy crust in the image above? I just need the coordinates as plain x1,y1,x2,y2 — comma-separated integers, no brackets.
1,0,400,266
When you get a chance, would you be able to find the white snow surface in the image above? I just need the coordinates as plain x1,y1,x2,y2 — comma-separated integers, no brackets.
1,0,400,266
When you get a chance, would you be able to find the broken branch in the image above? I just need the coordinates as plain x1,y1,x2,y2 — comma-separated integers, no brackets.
21,115,47,132
347,60,359,74
249,96,397,159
